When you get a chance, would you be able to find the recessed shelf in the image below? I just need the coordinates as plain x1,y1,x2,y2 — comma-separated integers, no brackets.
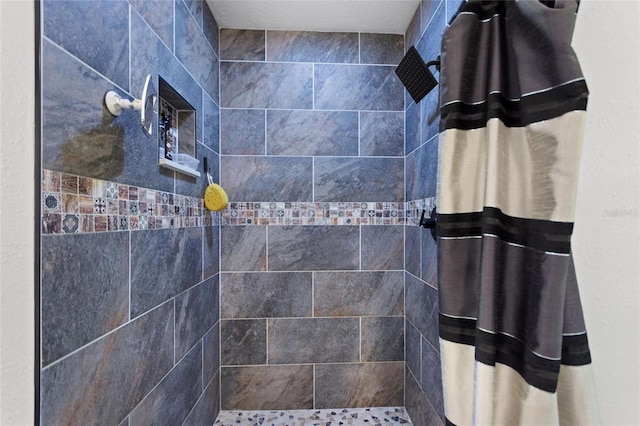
159,158,201,178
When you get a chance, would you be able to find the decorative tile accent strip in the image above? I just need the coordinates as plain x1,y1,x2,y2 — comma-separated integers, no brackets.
41,169,436,234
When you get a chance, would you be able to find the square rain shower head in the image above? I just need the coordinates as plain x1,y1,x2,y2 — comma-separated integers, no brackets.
395,46,438,104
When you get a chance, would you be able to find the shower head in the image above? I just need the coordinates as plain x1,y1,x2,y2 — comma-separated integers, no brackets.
395,46,440,104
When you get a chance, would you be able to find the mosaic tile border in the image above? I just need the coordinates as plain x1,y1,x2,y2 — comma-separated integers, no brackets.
41,170,435,234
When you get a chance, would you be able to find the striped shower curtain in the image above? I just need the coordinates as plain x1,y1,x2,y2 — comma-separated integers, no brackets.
436,1,598,424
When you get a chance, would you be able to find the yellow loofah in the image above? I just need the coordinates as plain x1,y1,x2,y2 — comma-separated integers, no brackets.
204,183,228,211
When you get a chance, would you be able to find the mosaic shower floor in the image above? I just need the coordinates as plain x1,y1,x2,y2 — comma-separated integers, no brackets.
214,407,413,425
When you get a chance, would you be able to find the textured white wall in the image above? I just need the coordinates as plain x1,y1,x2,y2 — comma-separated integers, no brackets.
0,1,36,424
572,1,640,424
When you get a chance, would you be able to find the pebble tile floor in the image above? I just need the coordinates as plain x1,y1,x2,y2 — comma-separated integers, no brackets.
214,407,413,425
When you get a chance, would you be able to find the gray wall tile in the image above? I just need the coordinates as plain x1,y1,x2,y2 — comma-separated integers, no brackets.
420,82,441,145
220,62,313,109
405,225,421,277
221,319,267,366
405,365,444,426
41,302,174,425
203,224,220,279
175,278,219,360
221,109,265,155
41,233,129,366
361,317,405,362
221,226,267,271
405,273,439,348
221,272,312,318
446,0,465,24
203,322,220,385
314,157,404,202
359,111,404,157
421,0,442,35
43,0,129,90
220,29,266,61
315,363,404,408
421,227,438,286
314,64,403,111
268,226,359,271
184,0,203,29
130,0,174,51
360,33,404,65
406,319,422,379
405,3,422,55
421,336,444,417
267,110,358,156
267,31,358,63
183,372,220,426
203,93,220,153
405,101,421,155
118,416,129,426
129,343,202,425
314,271,404,317
131,227,203,317
406,139,438,201
175,0,219,101
221,365,313,410
203,4,219,55
221,156,313,202
268,318,359,364
361,225,404,270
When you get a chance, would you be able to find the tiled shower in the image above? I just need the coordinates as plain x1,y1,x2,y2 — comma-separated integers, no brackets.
38,0,460,424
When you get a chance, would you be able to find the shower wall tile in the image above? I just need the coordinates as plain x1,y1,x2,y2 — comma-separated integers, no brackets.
184,0,203,29
314,64,403,111
203,4,220,55
221,226,267,271
361,225,404,270
421,228,439,286
405,101,421,155
421,82,441,144
221,109,266,155
220,272,312,318
220,62,313,109
220,29,266,61
421,336,445,417
405,225,421,277
406,273,439,348
267,110,358,156
41,232,129,365
175,0,219,101
268,226,359,271
40,302,174,425
221,365,314,410
203,93,220,153
130,0,174,51
129,343,202,425
221,156,313,202
359,111,404,157
405,366,444,426
405,2,422,53
360,33,404,65
43,0,129,90
119,416,129,426
361,317,405,362
183,372,220,425
314,157,404,202
174,141,217,198
446,0,465,24
204,224,220,279
130,227,203,318
203,322,220,384
314,362,404,409
267,31,359,63
268,318,359,364
406,139,439,201
314,271,404,317
175,277,219,360
221,319,267,366
421,0,442,34
406,319,422,379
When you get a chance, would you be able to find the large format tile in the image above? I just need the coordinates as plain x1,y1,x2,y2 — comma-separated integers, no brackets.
44,0,129,90
40,302,174,425
315,363,404,409
202,4,219,55
421,335,444,417
361,317,405,362
203,224,220,279
220,226,267,271
220,62,313,109
221,156,313,202
359,111,404,157
267,31,358,63
406,139,438,201
131,227,202,317
268,226,359,271
314,64,403,111
405,101,421,155
421,227,439,286
221,319,267,366
203,322,220,385
267,110,358,156
203,93,220,153
405,273,439,348
220,272,312,318
405,225,421,278
183,372,220,426
314,157,404,202
361,225,404,270
41,232,129,365
129,343,202,425
220,29,265,61
129,0,174,51
405,365,444,426
221,109,265,155
360,33,404,65
268,318,359,364
314,271,404,317
175,277,219,360
406,319,422,380
221,365,313,410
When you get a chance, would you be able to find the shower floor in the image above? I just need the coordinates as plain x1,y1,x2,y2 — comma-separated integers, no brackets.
214,407,413,425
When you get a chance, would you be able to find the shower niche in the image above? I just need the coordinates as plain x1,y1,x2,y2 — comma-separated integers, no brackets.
157,77,200,177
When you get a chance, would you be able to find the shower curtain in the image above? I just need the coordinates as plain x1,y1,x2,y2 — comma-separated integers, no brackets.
436,1,598,424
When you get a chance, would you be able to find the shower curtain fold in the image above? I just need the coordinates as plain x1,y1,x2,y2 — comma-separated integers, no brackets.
436,1,598,424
